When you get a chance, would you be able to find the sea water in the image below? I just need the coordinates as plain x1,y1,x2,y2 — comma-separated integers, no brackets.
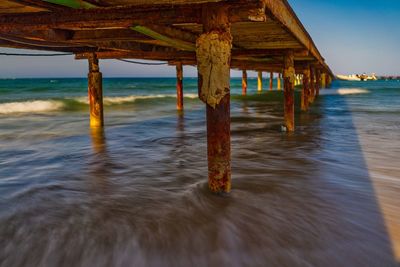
0,78,399,266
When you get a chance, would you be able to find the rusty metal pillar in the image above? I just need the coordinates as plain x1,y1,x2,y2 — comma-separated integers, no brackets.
269,72,273,91
277,72,282,90
321,72,326,89
88,53,103,128
309,66,316,104
283,51,295,132
316,69,321,98
257,71,263,92
242,70,248,96
302,67,311,111
197,4,232,193
176,62,184,111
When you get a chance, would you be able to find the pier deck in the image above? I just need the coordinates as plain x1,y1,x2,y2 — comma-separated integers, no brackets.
0,0,334,193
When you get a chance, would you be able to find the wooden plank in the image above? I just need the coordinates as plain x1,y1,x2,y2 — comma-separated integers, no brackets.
131,25,195,51
43,0,97,9
6,0,66,11
0,2,269,31
262,0,329,73
0,39,95,52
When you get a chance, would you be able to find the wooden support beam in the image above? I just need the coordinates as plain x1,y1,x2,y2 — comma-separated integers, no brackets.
263,0,325,68
0,33,90,48
43,0,96,9
277,72,282,90
0,2,269,31
269,72,273,91
242,70,248,96
88,53,104,127
7,0,67,11
257,71,263,92
283,50,295,132
176,62,184,111
0,39,95,52
130,25,196,51
197,3,232,194
301,67,310,111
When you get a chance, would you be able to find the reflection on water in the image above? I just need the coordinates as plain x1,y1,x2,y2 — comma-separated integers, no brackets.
0,86,399,266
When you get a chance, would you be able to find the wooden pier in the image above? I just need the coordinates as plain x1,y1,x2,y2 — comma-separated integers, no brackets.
0,0,333,194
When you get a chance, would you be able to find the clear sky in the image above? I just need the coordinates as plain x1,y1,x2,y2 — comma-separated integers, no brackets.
0,0,399,78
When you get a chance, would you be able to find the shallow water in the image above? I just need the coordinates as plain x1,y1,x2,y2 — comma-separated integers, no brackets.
0,78,399,266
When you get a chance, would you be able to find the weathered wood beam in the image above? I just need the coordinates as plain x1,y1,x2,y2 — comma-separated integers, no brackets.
74,49,309,60
43,0,97,9
0,39,96,52
262,0,332,76
75,50,194,60
7,0,67,11
88,53,104,127
0,2,267,31
283,50,295,132
0,33,86,48
130,25,196,51
197,3,232,194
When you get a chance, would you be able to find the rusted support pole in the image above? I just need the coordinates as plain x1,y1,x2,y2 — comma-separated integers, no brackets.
309,66,315,104
197,4,232,194
283,51,295,132
269,72,273,91
176,62,184,111
301,67,310,111
242,70,247,96
316,69,321,98
277,72,282,90
257,71,263,92
321,72,326,89
327,75,332,88
88,53,104,127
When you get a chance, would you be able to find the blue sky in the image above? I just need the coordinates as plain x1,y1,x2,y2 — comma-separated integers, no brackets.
0,0,399,77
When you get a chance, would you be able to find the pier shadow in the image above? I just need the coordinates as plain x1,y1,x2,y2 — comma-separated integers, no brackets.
227,90,399,266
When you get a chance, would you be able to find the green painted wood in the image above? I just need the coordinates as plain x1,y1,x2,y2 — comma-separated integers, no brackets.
43,0,96,9
131,25,196,52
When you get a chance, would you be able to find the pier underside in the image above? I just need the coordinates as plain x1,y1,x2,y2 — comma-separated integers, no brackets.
0,0,333,193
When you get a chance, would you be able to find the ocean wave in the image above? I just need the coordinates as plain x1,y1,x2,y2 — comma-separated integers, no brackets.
0,100,64,114
73,94,198,105
320,88,370,95
0,94,200,114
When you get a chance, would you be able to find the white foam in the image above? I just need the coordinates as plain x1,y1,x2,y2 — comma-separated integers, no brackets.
0,100,64,114
320,88,370,95
73,93,199,105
